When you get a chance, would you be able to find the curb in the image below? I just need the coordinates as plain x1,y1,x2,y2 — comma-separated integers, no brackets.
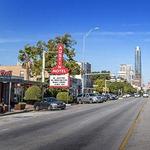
0,109,33,117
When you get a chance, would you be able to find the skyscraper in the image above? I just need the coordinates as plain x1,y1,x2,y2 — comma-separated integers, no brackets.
134,46,142,88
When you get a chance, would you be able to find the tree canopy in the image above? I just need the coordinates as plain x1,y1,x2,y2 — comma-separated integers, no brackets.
18,34,80,80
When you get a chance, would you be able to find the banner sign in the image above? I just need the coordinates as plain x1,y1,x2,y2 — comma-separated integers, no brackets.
51,44,69,75
49,74,70,88
0,70,12,76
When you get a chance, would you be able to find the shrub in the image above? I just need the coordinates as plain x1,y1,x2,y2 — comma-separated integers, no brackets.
56,92,73,103
24,86,42,102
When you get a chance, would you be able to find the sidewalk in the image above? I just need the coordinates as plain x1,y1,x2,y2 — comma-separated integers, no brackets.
0,104,34,116
127,99,150,150
0,104,72,116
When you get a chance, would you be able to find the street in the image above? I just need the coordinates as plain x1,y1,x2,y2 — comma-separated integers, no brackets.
0,98,147,150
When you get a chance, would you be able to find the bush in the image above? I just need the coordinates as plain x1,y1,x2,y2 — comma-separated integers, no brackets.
24,86,42,102
56,92,73,103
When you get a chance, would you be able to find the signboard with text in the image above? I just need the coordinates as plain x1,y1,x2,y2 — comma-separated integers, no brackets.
49,74,70,88
49,43,70,88
0,70,12,76
51,44,69,75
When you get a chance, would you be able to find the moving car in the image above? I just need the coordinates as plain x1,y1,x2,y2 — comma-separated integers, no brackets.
34,97,66,111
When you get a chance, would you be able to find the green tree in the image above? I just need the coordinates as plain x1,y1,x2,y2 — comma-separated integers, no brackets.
91,70,111,83
108,82,123,94
18,34,80,80
24,86,42,101
94,79,105,93
56,92,73,103
18,45,37,80
108,81,136,95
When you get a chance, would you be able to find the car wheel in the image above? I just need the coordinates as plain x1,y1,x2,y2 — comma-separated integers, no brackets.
48,105,52,111
35,106,40,111
61,107,66,110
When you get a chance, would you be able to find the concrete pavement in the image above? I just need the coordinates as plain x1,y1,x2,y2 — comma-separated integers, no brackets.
0,98,145,150
127,98,150,150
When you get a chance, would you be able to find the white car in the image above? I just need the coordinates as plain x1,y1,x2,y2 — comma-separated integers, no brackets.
134,94,140,98
143,93,149,98
122,94,131,98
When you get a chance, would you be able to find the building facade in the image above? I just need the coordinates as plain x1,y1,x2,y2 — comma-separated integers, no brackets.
0,65,42,106
118,64,134,84
75,62,93,93
0,64,28,80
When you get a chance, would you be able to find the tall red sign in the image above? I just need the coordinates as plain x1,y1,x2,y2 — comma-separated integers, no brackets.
51,44,69,75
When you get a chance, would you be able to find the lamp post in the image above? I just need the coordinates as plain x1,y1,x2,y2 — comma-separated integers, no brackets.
81,27,99,95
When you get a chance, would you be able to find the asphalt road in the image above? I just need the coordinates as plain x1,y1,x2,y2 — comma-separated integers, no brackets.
0,98,146,150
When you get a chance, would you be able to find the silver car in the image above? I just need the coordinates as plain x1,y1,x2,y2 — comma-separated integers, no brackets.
77,93,99,104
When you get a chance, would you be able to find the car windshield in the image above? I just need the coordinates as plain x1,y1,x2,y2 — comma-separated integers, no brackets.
89,94,95,96
46,97,57,102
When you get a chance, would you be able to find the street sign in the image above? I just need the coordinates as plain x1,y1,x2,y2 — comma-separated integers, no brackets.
49,74,70,88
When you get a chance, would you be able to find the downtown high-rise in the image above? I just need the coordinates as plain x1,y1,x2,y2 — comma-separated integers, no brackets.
134,46,142,88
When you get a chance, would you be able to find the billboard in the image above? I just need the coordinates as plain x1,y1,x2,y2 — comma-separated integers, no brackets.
49,74,70,88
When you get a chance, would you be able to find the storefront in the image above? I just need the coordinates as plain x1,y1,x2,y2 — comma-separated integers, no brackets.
0,74,23,105
0,70,43,108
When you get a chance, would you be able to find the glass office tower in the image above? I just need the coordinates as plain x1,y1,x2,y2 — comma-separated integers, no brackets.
135,46,142,87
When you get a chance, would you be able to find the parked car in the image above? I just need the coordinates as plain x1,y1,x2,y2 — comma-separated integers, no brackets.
143,93,149,98
122,94,131,98
106,93,118,100
96,94,107,102
34,97,66,111
134,93,140,98
77,93,99,104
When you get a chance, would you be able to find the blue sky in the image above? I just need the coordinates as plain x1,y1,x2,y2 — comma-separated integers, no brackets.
0,0,150,83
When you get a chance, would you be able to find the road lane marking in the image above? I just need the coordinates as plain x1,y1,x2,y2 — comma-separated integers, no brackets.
119,100,147,150
0,128,9,133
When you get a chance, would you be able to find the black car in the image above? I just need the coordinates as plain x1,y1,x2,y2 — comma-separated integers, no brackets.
34,97,66,111
104,93,118,100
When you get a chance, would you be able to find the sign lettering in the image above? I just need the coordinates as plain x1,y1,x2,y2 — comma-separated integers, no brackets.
0,70,12,76
49,74,70,88
51,44,69,75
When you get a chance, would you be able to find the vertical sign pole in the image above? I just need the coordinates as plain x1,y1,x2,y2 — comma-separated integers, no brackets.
8,81,12,112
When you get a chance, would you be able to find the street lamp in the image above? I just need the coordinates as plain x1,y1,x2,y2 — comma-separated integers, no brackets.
82,27,99,95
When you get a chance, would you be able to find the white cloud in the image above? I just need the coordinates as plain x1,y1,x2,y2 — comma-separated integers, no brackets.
0,38,23,43
97,32,135,36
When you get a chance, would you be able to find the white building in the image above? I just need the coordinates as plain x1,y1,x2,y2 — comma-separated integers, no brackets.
118,64,134,84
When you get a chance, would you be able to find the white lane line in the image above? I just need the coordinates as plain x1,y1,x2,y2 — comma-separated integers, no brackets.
0,128,9,133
